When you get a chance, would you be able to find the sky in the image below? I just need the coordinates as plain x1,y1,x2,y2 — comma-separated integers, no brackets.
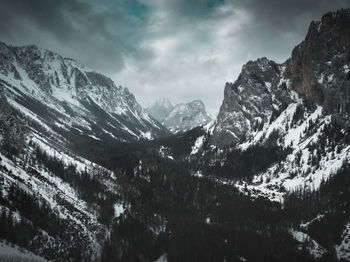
0,0,349,115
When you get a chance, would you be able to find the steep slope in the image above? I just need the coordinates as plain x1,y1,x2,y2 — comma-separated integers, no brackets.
162,99,212,133
147,98,174,123
0,42,169,143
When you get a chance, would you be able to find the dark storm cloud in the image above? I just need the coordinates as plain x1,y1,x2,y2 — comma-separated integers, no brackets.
0,0,349,112
0,0,151,72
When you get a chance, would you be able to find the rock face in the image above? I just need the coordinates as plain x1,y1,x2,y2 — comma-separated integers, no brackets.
212,58,293,147
162,100,212,133
287,8,350,117
212,8,350,147
0,42,169,142
147,98,174,123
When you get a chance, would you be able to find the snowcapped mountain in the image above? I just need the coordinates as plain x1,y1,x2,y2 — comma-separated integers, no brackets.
212,8,350,148
148,98,212,133
0,42,169,143
191,8,350,200
146,98,175,123
159,99,212,133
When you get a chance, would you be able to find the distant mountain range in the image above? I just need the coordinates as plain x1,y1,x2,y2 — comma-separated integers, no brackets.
147,98,212,133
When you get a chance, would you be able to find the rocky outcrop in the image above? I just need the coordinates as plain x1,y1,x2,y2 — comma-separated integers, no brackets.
212,58,293,147
287,8,350,115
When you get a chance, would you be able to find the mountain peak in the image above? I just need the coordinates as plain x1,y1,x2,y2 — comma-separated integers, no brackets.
163,99,212,133
287,7,350,113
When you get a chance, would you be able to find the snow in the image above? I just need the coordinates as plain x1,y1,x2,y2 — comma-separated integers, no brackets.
204,120,216,135
88,134,101,140
114,203,125,218
205,217,211,224
141,131,152,140
30,133,97,173
52,85,80,107
191,135,204,155
0,46,163,145
0,128,109,258
284,106,323,147
289,229,327,258
7,99,54,134
192,170,203,178
235,100,350,202
300,214,325,230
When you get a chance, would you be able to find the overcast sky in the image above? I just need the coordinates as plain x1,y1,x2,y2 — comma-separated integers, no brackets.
1,0,349,114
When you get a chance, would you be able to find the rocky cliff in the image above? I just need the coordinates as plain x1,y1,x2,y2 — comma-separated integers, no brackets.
212,8,350,147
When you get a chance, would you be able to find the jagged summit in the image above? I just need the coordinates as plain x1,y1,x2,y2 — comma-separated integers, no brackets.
0,42,170,142
211,57,293,146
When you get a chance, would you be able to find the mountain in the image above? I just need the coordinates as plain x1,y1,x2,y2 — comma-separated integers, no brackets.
146,98,174,123
211,57,293,146
0,42,169,143
148,98,212,133
162,100,212,133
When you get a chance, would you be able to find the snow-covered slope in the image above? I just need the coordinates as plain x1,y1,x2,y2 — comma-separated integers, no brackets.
0,78,123,261
0,42,169,143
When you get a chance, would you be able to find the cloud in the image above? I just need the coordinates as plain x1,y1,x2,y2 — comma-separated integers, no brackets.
0,0,349,112
114,0,350,112
0,0,150,72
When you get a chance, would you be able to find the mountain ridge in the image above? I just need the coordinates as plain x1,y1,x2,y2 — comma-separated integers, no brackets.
0,41,170,144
